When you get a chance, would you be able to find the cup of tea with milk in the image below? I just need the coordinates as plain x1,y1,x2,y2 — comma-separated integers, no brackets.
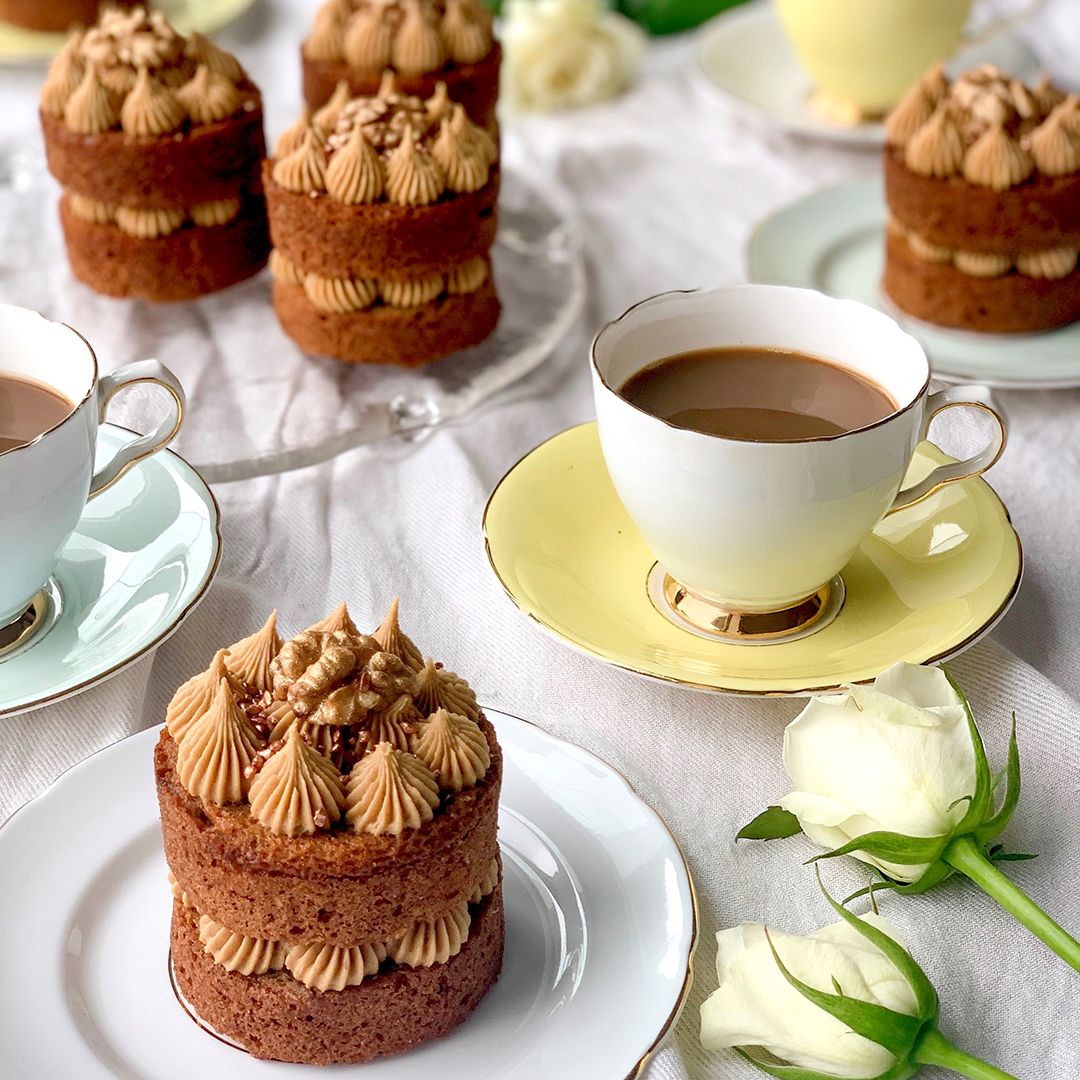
591,285,1005,643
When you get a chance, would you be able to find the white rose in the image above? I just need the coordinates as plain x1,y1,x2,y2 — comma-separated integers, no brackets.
501,0,647,112
700,913,919,1079
779,662,976,882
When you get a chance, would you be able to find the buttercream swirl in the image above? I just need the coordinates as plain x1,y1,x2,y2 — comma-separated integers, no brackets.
963,123,1033,190
100,64,138,94
380,272,444,307
248,724,348,835
190,197,241,227
1028,103,1080,176
371,597,423,671
313,79,353,131
285,941,387,991
425,81,451,123
266,695,300,741
275,109,312,158
432,114,488,192
413,707,490,791
185,31,245,82
225,612,282,694
469,856,499,904
385,125,446,205
64,66,119,134
446,256,487,294
199,914,287,975
168,869,193,908
176,64,242,125
414,657,480,722
387,902,470,967
115,206,186,239
450,102,496,165
273,129,328,193
346,742,440,834
1010,78,1036,120
392,0,447,76
41,36,85,117
166,648,247,742
953,250,1012,277
326,123,385,203
1016,246,1079,279
904,105,964,178
305,0,347,63
121,66,186,136
1032,73,1066,115
68,192,116,224
905,232,952,263
305,272,379,312
885,78,934,148
269,247,306,286
920,63,948,106
176,678,263,803
440,0,492,65
344,6,394,70
306,599,359,636
358,694,422,754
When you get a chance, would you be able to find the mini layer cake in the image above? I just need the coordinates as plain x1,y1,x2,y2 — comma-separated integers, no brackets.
39,8,269,302
883,64,1080,333
301,0,499,128
265,76,500,366
0,0,136,33
157,599,504,1065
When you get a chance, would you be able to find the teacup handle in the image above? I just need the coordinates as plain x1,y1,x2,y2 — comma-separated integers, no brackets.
963,0,1043,48
89,359,185,498
887,384,1006,515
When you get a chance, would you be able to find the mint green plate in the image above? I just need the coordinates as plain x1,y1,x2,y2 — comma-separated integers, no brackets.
0,424,220,717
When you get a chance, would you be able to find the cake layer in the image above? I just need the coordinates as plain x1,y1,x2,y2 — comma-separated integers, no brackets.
42,92,265,210
60,193,270,301
158,714,502,942
302,44,501,129
263,163,499,280
0,0,135,32
273,276,501,365
171,886,505,1065
884,231,1080,333
885,147,1080,255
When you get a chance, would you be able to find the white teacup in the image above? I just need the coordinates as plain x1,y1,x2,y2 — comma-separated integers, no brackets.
0,304,185,628
591,286,1005,640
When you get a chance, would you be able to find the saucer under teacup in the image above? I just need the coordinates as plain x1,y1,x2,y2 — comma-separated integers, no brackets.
749,179,1080,389
483,423,1021,696
0,423,219,716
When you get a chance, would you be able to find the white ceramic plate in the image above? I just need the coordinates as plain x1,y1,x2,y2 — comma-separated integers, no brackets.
0,710,696,1080
0,424,220,716
747,178,1080,389
694,1,1040,148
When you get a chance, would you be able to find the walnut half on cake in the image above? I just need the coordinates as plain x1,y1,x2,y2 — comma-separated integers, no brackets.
38,8,270,302
157,599,504,1065
882,64,1080,333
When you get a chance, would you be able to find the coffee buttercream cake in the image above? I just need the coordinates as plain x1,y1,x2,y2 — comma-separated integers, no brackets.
39,7,270,301
884,64,1080,333
157,599,503,1064
265,74,500,366
302,0,499,128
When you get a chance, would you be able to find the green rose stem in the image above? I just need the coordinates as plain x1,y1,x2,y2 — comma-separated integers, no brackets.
943,833,1080,973
913,1029,1017,1080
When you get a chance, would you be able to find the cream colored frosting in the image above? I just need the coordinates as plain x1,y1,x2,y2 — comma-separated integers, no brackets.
904,105,964,178
272,129,328,193
64,66,120,134
884,79,935,148
199,914,287,975
1032,73,1066,115
469,856,499,904
225,612,282,693
963,123,1033,190
41,37,85,117
176,64,242,125
185,31,244,82
1016,246,1079,279
380,273,444,307
953,250,1012,277
414,657,480,722
247,724,347,835
1010,78,1036,120
432,114,488,193
176,678,263,803
266,695,300,741
313,79,353,131
285,941,386,991
413,707,489,791
100,64,139,95
371,597,423,671
440,0,492,65
306,600,359,635
385,125,446,206
275,109,312,158
326,124,385,203
115,206,186,239
305,0,347,63
269,247,306,286
446,256,487,294
344,6,393,70
190,197,241,227
906,232,952,263
68,192,116,224
168,868,193,908
1028,103,1080,176
388,902,470,967
121,66,185,136
166,648,247,742
425,81,451,123
392,0,447,77
304,272,379,313
450,103,496,165
346,742,440,834
358,694,422,753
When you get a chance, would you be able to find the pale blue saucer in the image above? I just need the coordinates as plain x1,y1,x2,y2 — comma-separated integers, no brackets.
0,424,220,716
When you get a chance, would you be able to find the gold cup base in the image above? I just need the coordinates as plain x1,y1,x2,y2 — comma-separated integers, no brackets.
647,565,846,645
0,589,49,658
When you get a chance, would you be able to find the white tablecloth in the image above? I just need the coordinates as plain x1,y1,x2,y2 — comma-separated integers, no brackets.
2,2,1080,1077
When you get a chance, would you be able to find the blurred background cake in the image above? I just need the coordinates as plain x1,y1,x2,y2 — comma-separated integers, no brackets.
301,0,499,127
39,7,269,301
265,74,500,366
0,0,136,33
883,64,1080,334
159,600,504,1065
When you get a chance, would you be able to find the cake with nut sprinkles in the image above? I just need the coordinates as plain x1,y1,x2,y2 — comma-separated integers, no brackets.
157,599,503,1064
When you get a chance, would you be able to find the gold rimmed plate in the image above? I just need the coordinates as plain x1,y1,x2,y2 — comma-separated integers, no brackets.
483,423,1022,696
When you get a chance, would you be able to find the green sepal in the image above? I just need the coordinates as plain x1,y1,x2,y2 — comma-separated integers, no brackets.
806,829,948,868
738,806,804,842
976,715,1020,845
735,1047,917,1080
762,928,924,1056
989,851,1037,862
843,860,954,904
942,667,994,836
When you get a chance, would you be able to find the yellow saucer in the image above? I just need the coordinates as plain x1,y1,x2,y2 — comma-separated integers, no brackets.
483,424,1022,696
